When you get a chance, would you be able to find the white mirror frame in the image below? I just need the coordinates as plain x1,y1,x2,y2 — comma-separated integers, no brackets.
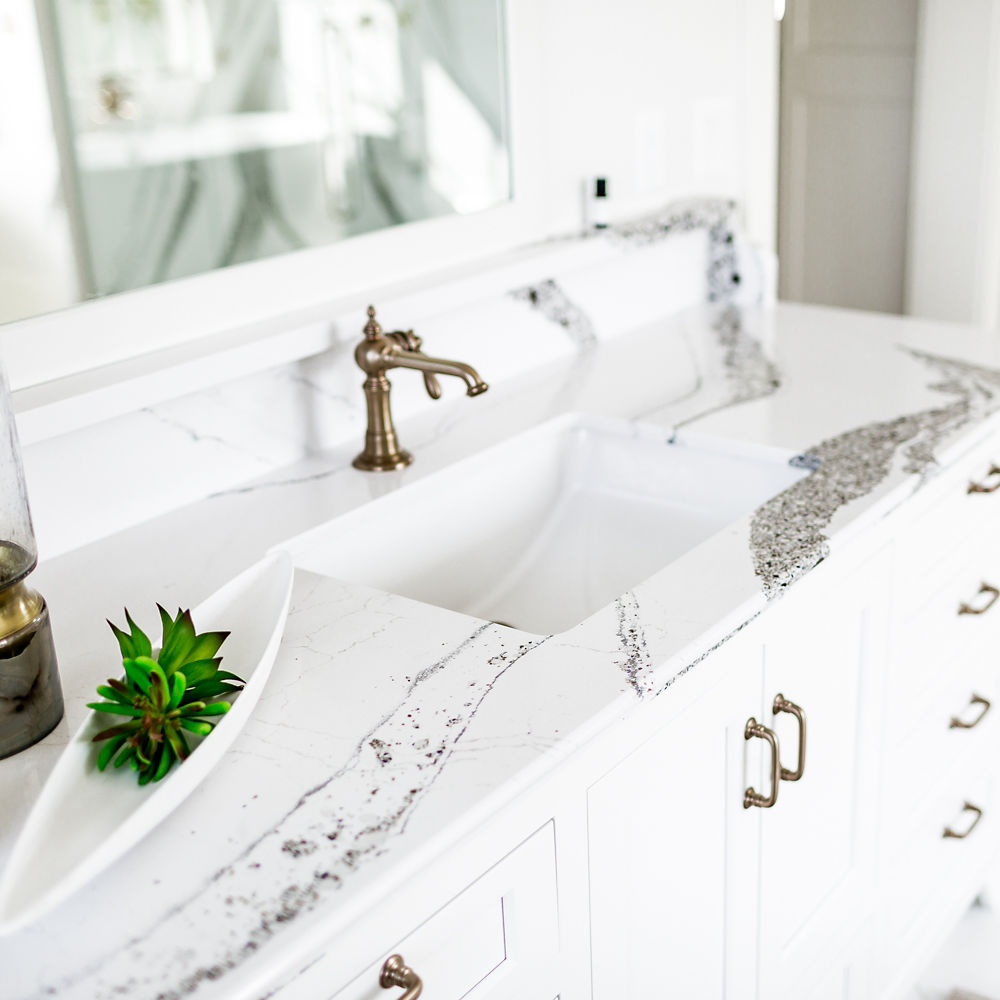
3,0,547,398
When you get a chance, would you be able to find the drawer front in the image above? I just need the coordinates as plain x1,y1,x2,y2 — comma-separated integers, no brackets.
880,768,997,988
888,542,1000,739
893,432,1000,594
272,823,559,1000
883,652,1000,842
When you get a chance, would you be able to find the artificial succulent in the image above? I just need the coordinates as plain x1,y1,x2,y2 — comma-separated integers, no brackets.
88,606,242,785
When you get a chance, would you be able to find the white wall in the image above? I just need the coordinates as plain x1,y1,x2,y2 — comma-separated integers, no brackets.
523,0,778,243
1,0,779,393
905,0,1000,329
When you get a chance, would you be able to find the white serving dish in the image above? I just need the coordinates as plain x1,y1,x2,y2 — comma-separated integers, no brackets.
0,550,294,933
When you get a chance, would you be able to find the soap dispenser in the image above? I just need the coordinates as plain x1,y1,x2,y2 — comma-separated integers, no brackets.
0,365,62,758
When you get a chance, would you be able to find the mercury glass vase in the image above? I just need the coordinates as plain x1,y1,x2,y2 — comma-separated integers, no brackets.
0,363,62,758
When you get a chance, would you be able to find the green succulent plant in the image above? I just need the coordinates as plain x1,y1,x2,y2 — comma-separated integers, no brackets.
88,606,243,786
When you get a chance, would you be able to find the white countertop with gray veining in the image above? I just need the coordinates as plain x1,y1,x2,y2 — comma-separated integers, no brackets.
5,221,1000,999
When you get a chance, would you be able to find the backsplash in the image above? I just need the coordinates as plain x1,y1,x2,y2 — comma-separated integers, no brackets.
19,198,772,560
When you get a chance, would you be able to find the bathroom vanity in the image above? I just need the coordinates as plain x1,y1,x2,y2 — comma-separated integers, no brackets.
3,211,1000,999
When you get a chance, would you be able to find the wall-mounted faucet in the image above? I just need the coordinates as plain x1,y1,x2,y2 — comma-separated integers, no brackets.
352,305,488,471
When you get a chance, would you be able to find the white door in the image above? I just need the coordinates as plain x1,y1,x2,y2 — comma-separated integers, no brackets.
588,630,764,1000
756,549,890,999
778,0,918,312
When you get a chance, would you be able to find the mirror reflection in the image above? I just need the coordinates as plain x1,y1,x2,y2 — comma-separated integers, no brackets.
0,0,510,324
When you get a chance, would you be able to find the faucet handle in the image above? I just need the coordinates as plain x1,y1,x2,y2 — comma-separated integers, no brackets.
386,329,442,399
421,372,442,400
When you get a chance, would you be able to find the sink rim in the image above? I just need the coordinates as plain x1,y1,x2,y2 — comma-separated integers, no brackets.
278,411,810,636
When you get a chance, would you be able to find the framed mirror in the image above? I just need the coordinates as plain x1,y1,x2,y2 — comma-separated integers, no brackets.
0,0,511,328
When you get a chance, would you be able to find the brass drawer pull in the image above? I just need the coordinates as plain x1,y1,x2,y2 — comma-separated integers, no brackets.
380,955,423,1000
968,464,1000,493
744,719,780,809
958,582,1000,615
943,802,983,840
949,693,991,730
773,694,807,781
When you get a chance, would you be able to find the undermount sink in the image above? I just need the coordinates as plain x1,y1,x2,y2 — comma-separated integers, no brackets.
285,414,809,635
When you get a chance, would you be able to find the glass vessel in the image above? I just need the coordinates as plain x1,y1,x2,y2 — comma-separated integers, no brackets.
0,364,62,758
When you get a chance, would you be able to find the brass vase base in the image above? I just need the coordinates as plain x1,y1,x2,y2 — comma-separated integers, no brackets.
0,600,63,759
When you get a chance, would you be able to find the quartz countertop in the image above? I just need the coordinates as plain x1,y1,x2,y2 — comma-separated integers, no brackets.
6,277,1000,998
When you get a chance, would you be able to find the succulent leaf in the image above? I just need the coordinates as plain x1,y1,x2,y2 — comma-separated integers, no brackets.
96,733,128,771
108,620,136,660
158,609,196,674
186,631,229,663
181,658,224,686
179,718,214,736
122,657,152,694
87,702,145,718
165,725,190,762
189,702,230,718
168,671,186,710
95,684,134,706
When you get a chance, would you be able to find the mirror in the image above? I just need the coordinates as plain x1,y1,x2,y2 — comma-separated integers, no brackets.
0,0,510,326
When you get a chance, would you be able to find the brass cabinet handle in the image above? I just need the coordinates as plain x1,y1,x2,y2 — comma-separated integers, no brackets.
968,464,1000,493
744,718,781,809
943,802,984,840
958,582,1000,615
949,693,992,730
380,955,423,1000
773,694,807,781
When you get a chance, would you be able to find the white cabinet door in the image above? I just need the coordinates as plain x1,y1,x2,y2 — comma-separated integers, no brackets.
587,630,764,1000
756,548,890,999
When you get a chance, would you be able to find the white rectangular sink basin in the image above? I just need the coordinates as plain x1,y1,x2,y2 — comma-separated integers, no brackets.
285,414,808,635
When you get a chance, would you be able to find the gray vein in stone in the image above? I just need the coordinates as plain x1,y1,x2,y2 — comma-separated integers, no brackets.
208,463,344,499
508,279,599,349
614,592,655,698
652,609,765,700
607,197,735,248
750,346,1000,598
674,306,782,429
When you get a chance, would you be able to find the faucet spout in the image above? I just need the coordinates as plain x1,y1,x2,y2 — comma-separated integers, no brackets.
388,349,489,398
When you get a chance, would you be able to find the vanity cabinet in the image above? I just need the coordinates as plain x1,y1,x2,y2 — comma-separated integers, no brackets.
263,434,1000,1000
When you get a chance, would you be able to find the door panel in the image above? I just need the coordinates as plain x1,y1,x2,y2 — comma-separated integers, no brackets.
757,549,889,998
588,634,763,1000
778,0,918,312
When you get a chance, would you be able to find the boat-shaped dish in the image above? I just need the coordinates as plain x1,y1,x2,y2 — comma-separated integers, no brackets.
0,551,294,933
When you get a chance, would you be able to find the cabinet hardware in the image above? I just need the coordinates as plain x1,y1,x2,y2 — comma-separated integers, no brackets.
744,719,781,809
380,954,423,999
957,582,1000,616
943,802,983,840
968,465,1000,493
772,694,807,781
949,693,991,729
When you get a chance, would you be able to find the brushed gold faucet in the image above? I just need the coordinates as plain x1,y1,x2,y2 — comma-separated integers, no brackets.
353,305,488,471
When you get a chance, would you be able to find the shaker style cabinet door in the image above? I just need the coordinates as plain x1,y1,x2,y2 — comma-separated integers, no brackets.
755,547,891,999
587,630,764,1000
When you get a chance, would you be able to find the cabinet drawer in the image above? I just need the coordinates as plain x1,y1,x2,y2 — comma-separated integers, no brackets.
889,546,1000,732
883,653,1000,837
274,823,559,1000
893,433,1000,593
881,768,996,980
